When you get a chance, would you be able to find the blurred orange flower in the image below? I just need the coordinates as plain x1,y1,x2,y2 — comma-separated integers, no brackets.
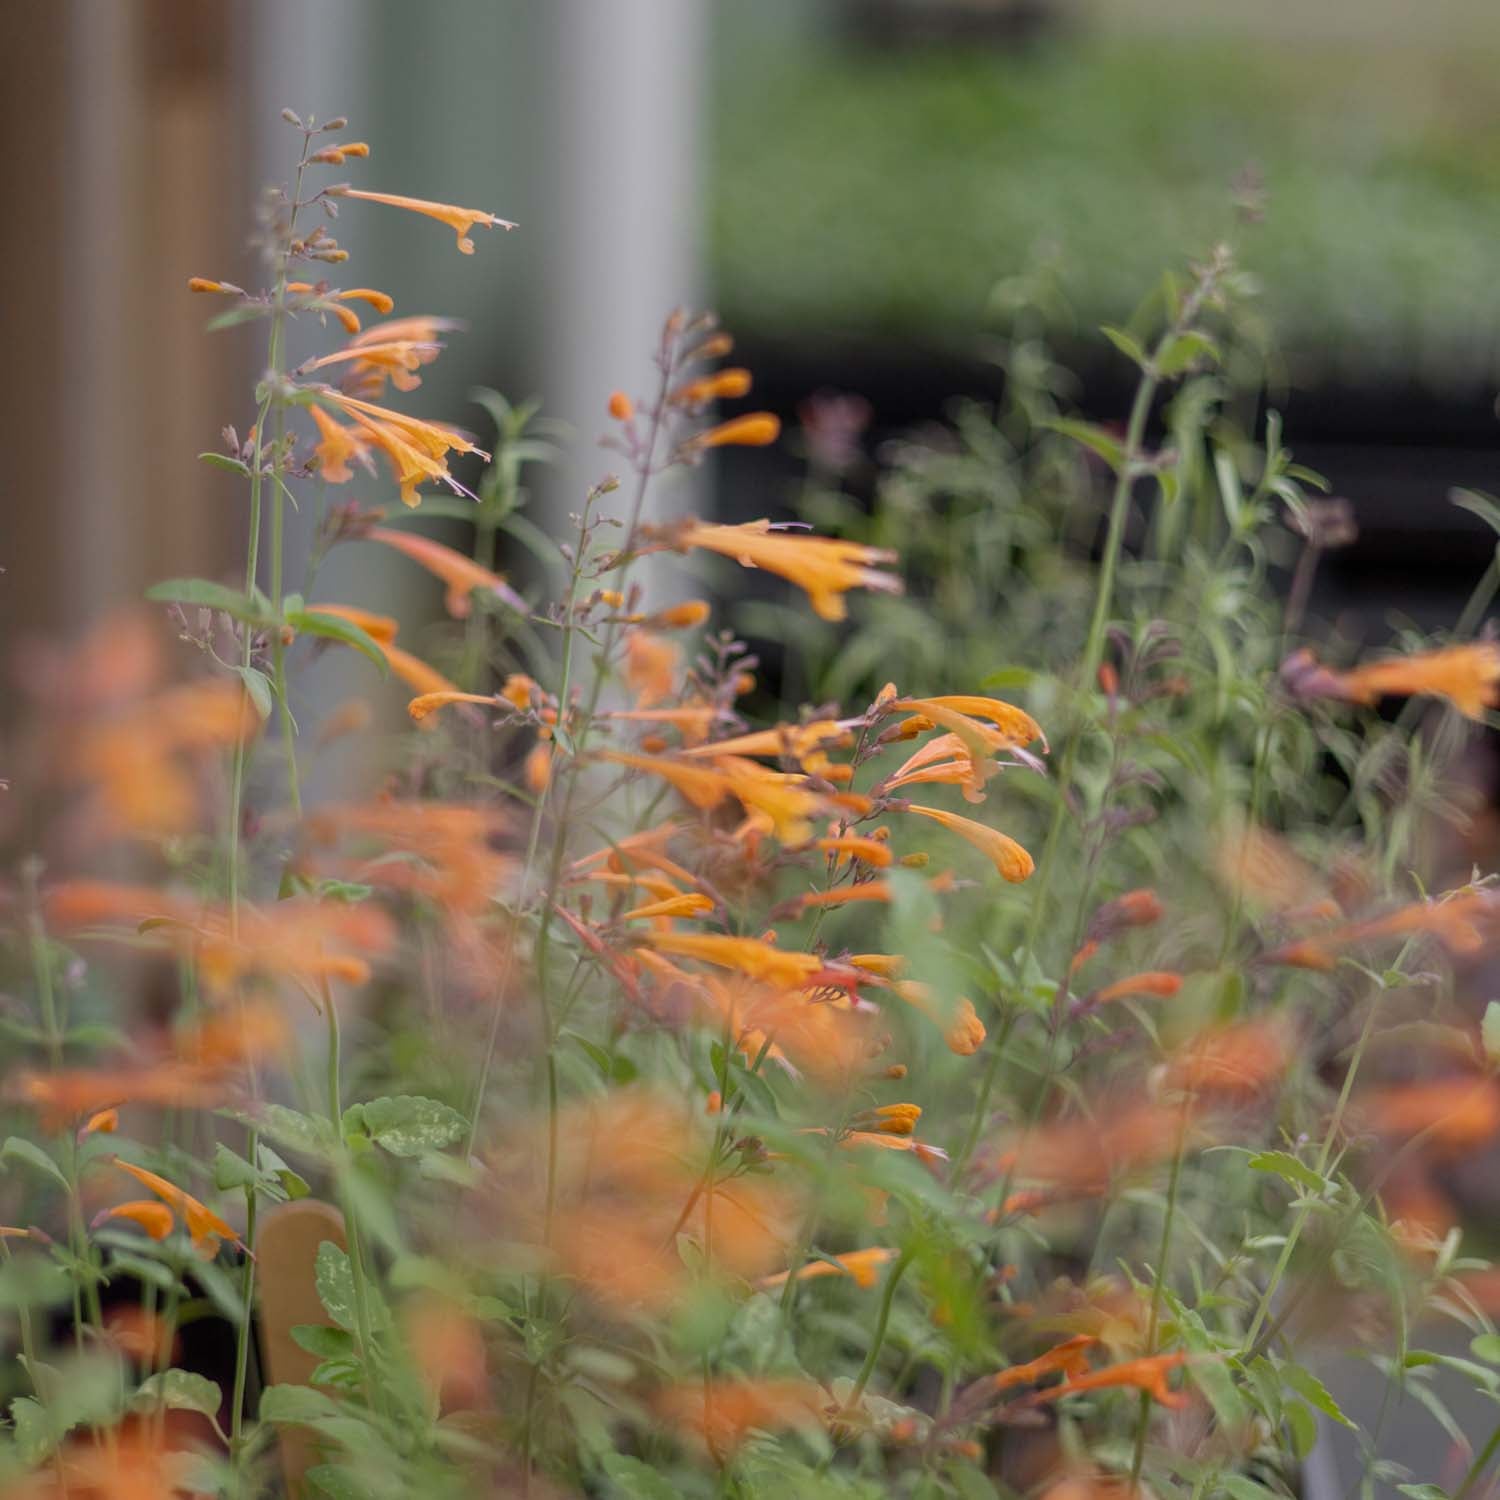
674,519,900,621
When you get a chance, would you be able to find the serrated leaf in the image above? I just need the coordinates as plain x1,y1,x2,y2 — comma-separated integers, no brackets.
315,1241,356,1332
1285,1398,1318,1459
198,452,252,477
213,1142,260,1193
1100,324,1148,368
238,1104,338,1161
1040,416,1124,472
132,1369,222,1420
291,1323,355,1358
289,609,390,673
1155,330,1221,376
1,1137,69,1190
10,1396,52,1465
258,1383,342,1425
145,578,267,621
1248,1150,1326,1196
235,666,274,720
1281,1361,1355,1428
358,1096,466,1157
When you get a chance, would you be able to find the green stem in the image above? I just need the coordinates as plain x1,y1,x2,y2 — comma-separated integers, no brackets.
1129,1110,1188,1488
846,1246,914,1409
1455,1416,1500,1500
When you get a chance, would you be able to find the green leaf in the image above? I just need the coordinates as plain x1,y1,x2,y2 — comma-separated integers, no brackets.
1472,1333,1500,1364
1285,1398,1318,1459
306,1465,369,1500
315,1241,357,1332
236,1104,338,1161
258,1383,342,1425
1281,1361,1355,1428
145,577,267,621
1040,416,1124,472
198,451,251,478
258,1144,310,1200
1155,329,1221,376
289,609,390,674
10,1396,51,1465
1483,1000,1500,1067
1248,1150,1326,1196
1,1137,69,1190
357,1096,466,1157
1100,324,1148,368
291,1324,355,1359
235,666,274,720
599,1453,681,1500
213,1142,260,1193
132,1369,222,1420
1396,1486,1451,1500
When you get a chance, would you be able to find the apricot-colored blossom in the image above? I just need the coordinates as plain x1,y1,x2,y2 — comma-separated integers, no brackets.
369,526,526,615
1339,641,1500,720
657,1378,826,1454
682,412,781,450
899,804,1034,883
302,600,398,645
670,368,753,406
623,629,680,707
308,403,370,481
1089,971,1184,1006
330,187,516,254
317,391,486,507
1264,890,1499,969
991,1334,1099,1393
757,1247,897,1291
675,519,900,622
1357,1077,1500,1153
1023,1351,1190,1409
101,1160,241,1256
644,931,826,989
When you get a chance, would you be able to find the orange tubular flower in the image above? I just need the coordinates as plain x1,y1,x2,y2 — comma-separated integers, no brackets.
889,981,986,1056
301,601,399,646
303,338,443,393
1264,890,1500,970
899,804,1034,883
1339,641,1500,721
817,834,893,868
992,1334,1099,1393
316,391,487,507
680,720,854,768
1023,1351,1191,1409
329,187,516,253
369,526,526,616
620,893,715,922
683,412,782,450
1358,1077,1500,1154
757,1247,897,1291
12,1066,219,1131
608,389,634,421
670,368,754,406
308,403,371,482
1165,1019,1291,1099
880,733,1000,804
657,1378,827,1454
895,695,1045,750
382,644,462,707
644,931,826,989
407,689,503,722
102,1160,241,1256
1089,971,1184,1006
676,519,901,622
624,630,682,707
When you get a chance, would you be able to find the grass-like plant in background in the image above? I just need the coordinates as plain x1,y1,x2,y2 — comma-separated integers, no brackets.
4,110,1500,1500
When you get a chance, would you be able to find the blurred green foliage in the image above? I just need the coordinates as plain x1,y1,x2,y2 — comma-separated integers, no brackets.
711,31,1500,387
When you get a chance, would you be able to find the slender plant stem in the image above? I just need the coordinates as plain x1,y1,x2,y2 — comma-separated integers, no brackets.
1455,1416,1500,1500
847,1246,915,1408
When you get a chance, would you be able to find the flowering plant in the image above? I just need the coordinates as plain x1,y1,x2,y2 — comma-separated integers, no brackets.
3,112,1500,1500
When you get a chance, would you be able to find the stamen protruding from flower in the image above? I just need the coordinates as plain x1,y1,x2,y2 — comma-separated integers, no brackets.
330,187,517,254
